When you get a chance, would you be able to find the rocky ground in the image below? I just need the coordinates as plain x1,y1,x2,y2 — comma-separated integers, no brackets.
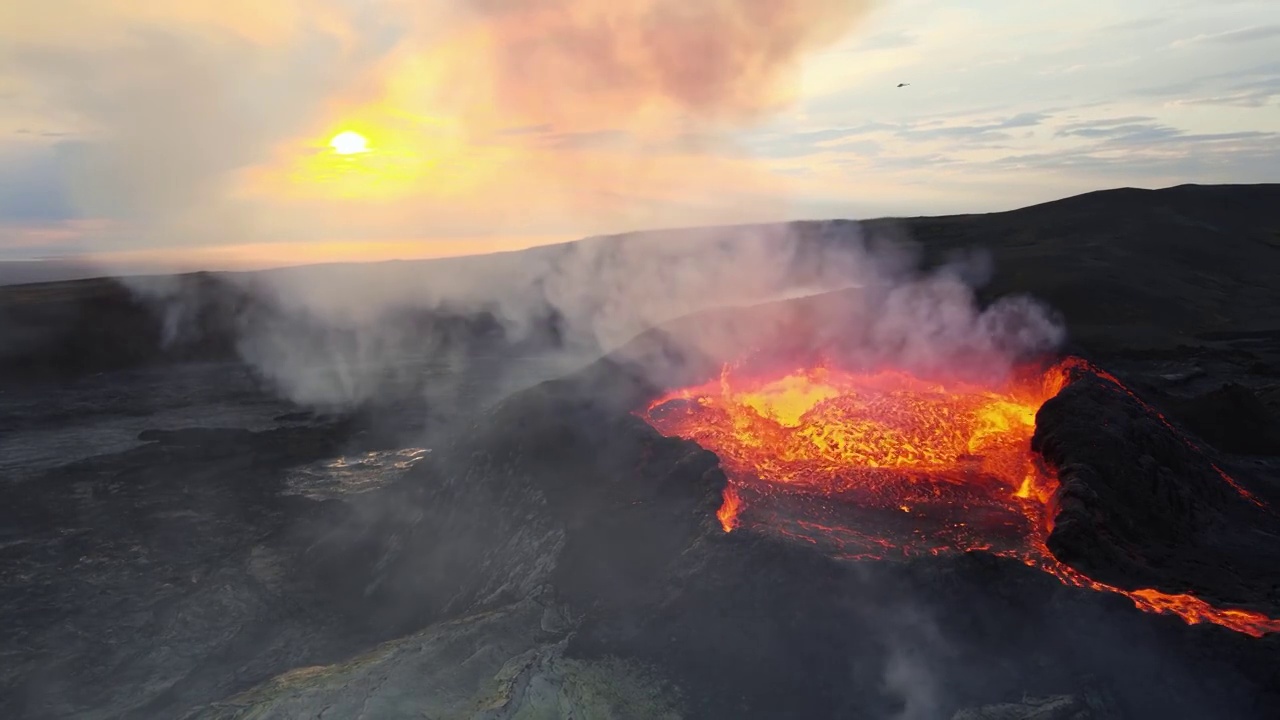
3,185,1279,719
4,324,1278,719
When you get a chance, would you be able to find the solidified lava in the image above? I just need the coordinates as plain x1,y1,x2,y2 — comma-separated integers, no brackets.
640,357,1280,638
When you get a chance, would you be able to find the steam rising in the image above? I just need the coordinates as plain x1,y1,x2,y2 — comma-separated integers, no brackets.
206,222,1065,408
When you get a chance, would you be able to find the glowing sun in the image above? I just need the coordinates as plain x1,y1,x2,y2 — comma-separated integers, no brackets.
329,131,369,155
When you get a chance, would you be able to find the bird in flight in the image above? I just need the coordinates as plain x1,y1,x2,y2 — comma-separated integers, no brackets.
897,83,910,88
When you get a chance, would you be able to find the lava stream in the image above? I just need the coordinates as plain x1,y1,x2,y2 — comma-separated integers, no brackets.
640,358,1280,638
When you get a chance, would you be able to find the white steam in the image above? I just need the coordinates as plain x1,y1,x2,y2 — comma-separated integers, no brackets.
170,220,1065,409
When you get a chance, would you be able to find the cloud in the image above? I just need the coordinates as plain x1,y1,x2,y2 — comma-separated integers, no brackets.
895,111,1052,143
995,123,1280,179
720,2,1280,218
1055,118,1179,141
0,143,79,222
740,122,894,159
4,0,1279,259
1132,60,1280,107
1056,116,1157,132
1133,81,1199,97
0,0,877,256
1176,75,1280,108
448,0,875,132
1001,112,1053,128
13,129,72,138
848,30,919,52
739,111,1055,162
2,8,391,251
1173,25,1280,47
1097,16,1168,34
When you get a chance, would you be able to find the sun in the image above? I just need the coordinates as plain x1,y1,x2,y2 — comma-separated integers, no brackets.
329,131,369,155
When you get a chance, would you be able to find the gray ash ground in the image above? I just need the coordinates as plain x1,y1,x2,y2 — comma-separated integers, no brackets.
3,185,1280,719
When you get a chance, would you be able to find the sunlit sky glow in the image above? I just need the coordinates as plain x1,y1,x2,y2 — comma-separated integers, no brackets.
0,0,1276,271
329,130,370,155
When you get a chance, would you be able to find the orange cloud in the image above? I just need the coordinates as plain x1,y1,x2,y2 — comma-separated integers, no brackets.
2,0,876,262
407,0,873,135
0,1,326,47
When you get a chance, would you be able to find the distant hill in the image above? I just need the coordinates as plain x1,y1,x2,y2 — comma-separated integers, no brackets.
0,260,108,287
2,183,1278,382
879,183,1280,348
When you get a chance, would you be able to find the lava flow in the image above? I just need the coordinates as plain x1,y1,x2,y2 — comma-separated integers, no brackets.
640,357,1280,638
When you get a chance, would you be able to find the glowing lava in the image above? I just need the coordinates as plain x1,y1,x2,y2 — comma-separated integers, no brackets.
641,358,1280,637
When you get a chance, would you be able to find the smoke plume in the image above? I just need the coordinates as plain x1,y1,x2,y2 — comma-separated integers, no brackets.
185,220,1064,408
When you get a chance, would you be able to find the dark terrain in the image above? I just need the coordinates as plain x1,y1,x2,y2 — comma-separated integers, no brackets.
2,184,1280,719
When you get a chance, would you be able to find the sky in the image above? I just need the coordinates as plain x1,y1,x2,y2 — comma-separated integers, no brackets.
0,0,1276,271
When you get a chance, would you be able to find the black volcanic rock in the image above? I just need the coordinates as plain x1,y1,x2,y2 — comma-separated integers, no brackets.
1032,370,1280,605
1169,383,1280,456
951,682,1123,720
0,275,246,380
295,357,723,639
0,412,379,718
1035,374,1232,538
0,271,552,385
137,427,256,446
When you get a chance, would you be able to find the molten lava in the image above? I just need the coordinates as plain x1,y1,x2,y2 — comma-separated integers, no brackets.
641,358,1280,638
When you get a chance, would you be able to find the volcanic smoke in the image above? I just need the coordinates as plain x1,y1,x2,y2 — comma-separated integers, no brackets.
641,357,1280,638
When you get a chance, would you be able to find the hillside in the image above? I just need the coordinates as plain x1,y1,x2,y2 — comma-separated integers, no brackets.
883,183,1280,348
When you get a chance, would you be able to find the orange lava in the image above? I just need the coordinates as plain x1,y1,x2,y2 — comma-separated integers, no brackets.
641,357,1280,638
717,485,743,532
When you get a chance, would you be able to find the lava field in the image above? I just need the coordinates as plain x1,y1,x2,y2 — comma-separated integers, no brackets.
642,356,1280,637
